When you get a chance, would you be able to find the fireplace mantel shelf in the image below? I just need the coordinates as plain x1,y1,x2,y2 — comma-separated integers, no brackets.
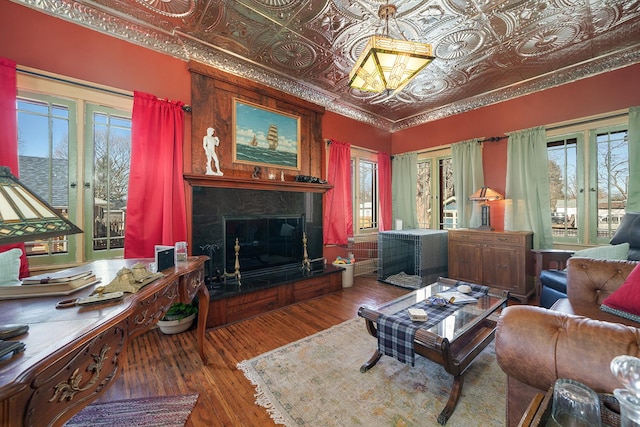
184,173,332,193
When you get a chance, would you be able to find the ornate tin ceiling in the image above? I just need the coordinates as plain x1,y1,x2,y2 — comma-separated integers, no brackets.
15,0,640,131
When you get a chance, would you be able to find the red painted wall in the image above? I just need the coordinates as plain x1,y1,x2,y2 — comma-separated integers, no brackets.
0,2,190,102
322,111,391,152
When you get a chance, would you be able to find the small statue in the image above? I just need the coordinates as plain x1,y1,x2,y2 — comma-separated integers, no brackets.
203,127,223,176
252,166,262,179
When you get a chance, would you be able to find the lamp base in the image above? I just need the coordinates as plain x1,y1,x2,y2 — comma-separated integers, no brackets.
477,204,493,231
476,225,494,231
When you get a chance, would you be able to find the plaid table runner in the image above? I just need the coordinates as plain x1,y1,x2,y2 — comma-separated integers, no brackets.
377,281,488,366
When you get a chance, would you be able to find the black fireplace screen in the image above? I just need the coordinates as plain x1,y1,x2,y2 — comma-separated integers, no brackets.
224,214,304,274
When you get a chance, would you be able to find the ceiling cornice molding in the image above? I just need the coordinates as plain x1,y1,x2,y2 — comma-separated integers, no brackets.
12,0,640,134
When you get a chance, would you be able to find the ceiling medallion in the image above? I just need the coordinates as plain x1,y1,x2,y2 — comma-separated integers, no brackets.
517,24,580,57
135,0,195,18
348,2,435,93
436,29,484,60
270,40,317,69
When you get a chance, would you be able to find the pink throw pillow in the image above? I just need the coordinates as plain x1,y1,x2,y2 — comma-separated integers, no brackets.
601,264,640,320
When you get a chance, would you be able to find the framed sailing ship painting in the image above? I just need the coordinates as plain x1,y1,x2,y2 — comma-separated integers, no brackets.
232,98,301,170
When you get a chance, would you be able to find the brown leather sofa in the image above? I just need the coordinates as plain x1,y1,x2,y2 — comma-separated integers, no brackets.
495,258,640,426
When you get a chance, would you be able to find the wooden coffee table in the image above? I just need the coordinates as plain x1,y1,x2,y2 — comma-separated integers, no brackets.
358,278,507,425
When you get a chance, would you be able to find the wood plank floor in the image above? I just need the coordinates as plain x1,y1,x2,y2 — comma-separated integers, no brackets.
94,274,408,426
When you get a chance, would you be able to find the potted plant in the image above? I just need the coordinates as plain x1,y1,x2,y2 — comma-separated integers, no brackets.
157,302,197,334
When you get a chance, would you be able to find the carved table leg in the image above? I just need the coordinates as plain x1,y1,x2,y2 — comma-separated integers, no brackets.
196,285,210,365
360,350,382,373
437,374,464,425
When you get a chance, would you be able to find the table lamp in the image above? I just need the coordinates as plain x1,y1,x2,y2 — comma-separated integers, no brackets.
468,186,503,230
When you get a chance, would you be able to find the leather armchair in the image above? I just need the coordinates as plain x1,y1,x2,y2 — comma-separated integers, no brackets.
496,306,640,427
496,257,640,426
537,212,640,308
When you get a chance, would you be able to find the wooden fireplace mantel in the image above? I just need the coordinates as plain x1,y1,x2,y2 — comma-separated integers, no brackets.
184,173,332,193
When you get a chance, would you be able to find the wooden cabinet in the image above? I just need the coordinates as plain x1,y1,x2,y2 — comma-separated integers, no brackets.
448,229,534,302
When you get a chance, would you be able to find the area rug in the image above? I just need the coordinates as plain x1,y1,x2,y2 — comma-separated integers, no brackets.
64,394,199,427
238,319,505,427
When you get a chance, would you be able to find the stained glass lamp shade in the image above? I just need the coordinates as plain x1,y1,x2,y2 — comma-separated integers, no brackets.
0,166,82,245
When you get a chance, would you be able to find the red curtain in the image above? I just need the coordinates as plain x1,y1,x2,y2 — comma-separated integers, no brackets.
323,140,352,245
377,151,392,231
124,91,187,258
0,57,29,277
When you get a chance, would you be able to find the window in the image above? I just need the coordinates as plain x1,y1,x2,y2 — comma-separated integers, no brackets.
351,149,378,234
84,105,132,259
547,135,581,241
16,70,132,268
591,127,628,243
417,149,453,229
546,114,628,246
17,96,77,260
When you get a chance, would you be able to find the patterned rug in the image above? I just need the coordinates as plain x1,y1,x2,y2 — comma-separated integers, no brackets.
64,394,199,427
238,319,505,427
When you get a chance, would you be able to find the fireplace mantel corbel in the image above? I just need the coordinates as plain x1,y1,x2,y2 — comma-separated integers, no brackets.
184,173,332,193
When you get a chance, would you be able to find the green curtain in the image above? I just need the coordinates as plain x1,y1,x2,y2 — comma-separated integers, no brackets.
627,106,640,212
451,139,484,228
392,152,418,230
506,126,553,249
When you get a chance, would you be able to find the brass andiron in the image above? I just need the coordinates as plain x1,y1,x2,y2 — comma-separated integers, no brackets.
302,232,311,273
224,237,242,287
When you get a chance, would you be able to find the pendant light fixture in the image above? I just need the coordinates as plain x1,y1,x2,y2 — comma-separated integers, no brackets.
348,2,435,93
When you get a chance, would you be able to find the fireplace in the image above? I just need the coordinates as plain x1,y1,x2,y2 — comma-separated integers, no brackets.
191,186,324,285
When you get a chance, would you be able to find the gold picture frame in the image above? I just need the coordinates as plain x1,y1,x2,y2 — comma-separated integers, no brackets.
232,98,301,171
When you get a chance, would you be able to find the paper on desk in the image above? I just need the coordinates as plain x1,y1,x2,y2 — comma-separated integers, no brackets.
435,291,478,304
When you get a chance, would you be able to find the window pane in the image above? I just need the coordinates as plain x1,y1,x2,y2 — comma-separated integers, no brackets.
440,158,455,229
358,160,377,230
417,160,432,228
547,138,578,238
92,111,131,251
595,130,628,239
17,98,72,256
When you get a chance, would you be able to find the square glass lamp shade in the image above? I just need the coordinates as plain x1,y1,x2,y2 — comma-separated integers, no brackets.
0,167,82,245
348,36,435,93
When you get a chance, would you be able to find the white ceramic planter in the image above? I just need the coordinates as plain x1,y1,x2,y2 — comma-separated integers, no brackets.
157,313,196,335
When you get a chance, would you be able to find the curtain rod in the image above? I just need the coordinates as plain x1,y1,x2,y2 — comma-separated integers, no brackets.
545,111,628,131
16,67,192,112
325,139,380,155
479,136,507,143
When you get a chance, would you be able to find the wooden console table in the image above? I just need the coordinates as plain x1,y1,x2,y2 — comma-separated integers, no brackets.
0,256,209,427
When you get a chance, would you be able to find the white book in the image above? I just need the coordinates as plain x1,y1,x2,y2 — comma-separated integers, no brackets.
435,291,478,304
408,308,428,321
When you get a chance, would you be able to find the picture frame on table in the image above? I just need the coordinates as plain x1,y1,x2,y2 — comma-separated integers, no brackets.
232,98,301,171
